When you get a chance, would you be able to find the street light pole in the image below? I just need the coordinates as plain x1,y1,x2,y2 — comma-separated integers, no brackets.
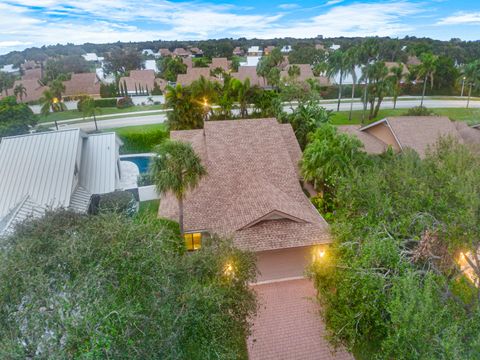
461,77,466,97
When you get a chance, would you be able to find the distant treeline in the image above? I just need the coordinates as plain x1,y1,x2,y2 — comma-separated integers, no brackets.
1,36,479,67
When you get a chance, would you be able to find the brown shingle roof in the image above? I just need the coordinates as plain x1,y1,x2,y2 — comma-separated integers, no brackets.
119,69,156,92
341,116,477,158
3,79,48,103
231,66,266,87
22,68,43,81
280,64,330,86
158,119,330,252
158,48,171,57
63,73,100,97
337,125,387,154
210,57,230,71
176,67,217,86
173,48,191,57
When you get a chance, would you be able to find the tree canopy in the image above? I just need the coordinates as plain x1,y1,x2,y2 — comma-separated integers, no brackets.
0,96,37,137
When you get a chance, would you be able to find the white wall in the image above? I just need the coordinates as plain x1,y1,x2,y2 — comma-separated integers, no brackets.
139,185,158,202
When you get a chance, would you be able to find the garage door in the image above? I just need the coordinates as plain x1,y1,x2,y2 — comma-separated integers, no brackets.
255,246,314,283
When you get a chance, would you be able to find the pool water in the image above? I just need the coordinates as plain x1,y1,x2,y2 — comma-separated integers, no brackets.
123,156,152,174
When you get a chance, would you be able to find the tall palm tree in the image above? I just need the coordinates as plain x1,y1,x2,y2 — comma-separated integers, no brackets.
13,84,27,102
357,38,379,123
326,50,349,111
418,53,438,108
344,47,360,121
40,89,67,130
150,140,206,237
460,61,480,109
389,64,404,109
232,78,251,118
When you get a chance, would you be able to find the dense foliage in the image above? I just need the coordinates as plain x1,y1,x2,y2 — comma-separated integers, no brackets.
0,96,37,137
115,124,169,154
0,211,256,359
310,139,480,359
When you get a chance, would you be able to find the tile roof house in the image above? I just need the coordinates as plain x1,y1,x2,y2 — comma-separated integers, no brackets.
176,67,218,87
0,129,125,236
22,68,43,81
63,73,101,98
119,69,161,95
158,119,330,282
407,55,422,66
231,66,267,87
210,57,230,72
280,64,330,85
158,48,171,57
338,116,480,158
264,46,275,55
173,48,191,58
1,79,48,103
189,47,203,57
233,46,245,56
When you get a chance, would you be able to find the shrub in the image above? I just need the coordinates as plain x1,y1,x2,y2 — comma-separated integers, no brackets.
116,96,134,109
403,106,436,116
96,190,137,216
116,125,168,154
100,83,118,98
94,98,118,108
0,211,257,358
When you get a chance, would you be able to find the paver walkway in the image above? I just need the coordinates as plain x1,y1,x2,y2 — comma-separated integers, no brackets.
247,279,353,360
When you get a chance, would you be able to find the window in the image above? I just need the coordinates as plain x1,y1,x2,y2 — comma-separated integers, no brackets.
184,233,202,251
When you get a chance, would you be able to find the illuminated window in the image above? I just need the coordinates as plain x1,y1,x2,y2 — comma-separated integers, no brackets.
184,232,202,251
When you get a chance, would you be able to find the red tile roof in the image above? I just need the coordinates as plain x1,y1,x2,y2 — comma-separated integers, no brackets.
119,69,156,92
158,119,330,252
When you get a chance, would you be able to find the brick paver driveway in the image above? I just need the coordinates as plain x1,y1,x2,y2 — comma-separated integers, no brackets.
247,279,353,360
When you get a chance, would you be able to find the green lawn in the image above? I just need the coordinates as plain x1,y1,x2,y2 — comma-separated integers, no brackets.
331,107,480,125
38,104,165,123
104,123,169,154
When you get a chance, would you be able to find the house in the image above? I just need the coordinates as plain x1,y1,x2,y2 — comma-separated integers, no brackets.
63,73,101,98
231,66,267,87
158,48,171,57
142,49,159,58
0,64,20,74
158,119,330,282
176,67,218,87
119,69,160,95
407,55,422,66
233,46,244,56
247,46,263,56
22,68,43,81
210,57,230,72
189,47,204,57
338,116,480,158
0,129,126,235
82,53,104,62
264,46,275,55
182,57,193,69
239,56,262,67
144,60,159,72
6,79,48,103
281,45,292,53
173,48,191,58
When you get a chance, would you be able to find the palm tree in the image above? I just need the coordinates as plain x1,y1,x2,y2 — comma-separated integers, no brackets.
13,84,27,102
357,38,379,123
231,78,251,118
344,47,360,121
418,53,438,108
288,65,301,80
460,61,480,108
165,84,204,130
50,78,66,100
150,140,206,237
80,96,101,131
40,89,67,130
326,50,349,111
389,64,404,109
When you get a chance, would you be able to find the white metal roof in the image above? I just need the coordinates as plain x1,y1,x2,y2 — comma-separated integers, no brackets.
79,132,119,195
0,129,83,220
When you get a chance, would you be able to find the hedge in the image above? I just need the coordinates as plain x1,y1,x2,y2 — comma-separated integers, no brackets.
94,98,118,108
115,124,169,154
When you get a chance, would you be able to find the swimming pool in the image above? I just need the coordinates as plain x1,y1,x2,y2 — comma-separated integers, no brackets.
120,155,153,174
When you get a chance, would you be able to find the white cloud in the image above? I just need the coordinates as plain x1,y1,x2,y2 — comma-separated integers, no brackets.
278,3,299,9
0,0,428,54
325,0,344,6
437,12,480,25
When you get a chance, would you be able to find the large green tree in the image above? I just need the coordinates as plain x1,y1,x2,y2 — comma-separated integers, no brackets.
460,60,480,108
104,48,143,75
150,140,207,236
0,96,37,137
165,84,204,130
0,211,256,359
418,52,438,107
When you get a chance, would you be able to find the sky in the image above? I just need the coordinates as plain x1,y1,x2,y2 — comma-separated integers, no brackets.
0,0,479,55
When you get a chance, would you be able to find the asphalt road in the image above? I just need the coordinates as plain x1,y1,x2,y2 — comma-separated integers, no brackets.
57,98,480,132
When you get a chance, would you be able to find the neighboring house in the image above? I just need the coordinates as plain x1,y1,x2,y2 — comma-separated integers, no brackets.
142,49,159,58
264,46,275,55
239,56,262,67
22,68,43,81
144,60,159,73
233,46,244,56
173,48,191,58
0,129,125,236
119,69,161,95
281,45,292,53
176,67,217,87
1,78,48,103
189,47,203,57
280,64,330,86
182,57,193,69
158,48,171,57
339,116,480,158
210,57,230,72
247,46,263,56
63,73,101,98
231,66,267,87
407,55,422,66
82,53,104,62
158,119,330,282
